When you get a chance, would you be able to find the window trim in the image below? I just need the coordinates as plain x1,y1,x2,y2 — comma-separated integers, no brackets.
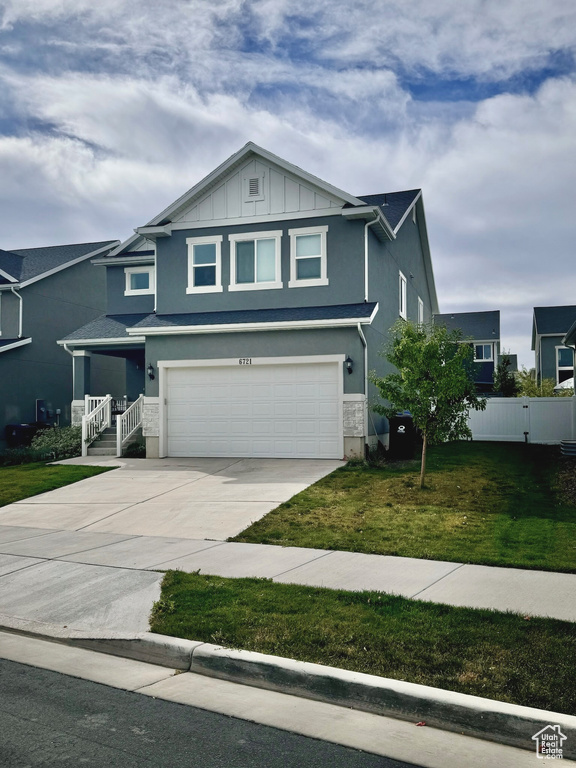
399,271,407,319
124,266,155,296
473,343,494,362
417,296,424,325
228,230,283,292
556,345,574,384
186,235,223,294
288,225,329,288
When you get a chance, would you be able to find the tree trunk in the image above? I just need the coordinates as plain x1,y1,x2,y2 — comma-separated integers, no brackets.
420,432,427,489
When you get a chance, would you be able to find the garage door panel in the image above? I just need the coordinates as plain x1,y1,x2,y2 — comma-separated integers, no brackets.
166,362,342,458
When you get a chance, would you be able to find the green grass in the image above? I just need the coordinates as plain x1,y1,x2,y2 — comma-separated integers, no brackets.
232,442,576,572
151,570,576,714
0,463,112,508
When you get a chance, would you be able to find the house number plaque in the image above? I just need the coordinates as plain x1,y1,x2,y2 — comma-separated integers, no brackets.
238,358,252,365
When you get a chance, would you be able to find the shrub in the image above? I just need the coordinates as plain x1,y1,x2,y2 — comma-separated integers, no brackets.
30,426,82,460
0,447,45,466
122,439,146,458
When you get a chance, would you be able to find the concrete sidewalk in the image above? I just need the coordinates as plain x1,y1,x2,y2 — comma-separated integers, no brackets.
1,524,575,631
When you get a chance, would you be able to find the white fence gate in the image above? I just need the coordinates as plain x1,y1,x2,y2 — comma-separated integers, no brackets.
467,397,576,444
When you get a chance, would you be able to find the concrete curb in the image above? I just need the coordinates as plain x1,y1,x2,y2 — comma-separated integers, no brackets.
1,614,575,758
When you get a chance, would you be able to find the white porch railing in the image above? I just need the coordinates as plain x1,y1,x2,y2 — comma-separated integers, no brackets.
85,395,108,415
82,394,112,456
116,394,144,457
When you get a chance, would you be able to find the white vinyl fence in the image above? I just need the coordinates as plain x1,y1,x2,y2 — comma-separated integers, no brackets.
467,397,576,444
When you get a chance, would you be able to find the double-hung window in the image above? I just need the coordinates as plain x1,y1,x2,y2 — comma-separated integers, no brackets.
288,226,328,287
124,266,155,296
474,343,493,362
556,346,574,384
229,231,282,291
186,236,223,294
399,271,407,319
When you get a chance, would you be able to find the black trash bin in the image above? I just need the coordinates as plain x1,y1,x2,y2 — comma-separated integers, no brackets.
5,424,39,448
388,413,416,460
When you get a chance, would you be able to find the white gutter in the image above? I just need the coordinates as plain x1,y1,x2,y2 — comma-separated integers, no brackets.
364,215,379,302
10,286,23,337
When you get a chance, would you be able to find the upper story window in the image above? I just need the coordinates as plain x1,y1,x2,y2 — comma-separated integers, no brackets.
288,225,329,288
418,296,424,325
186,236,223,294
229,230,282,291
399,271,407,319
556,346,574,384
474,343,493,362
124,266,155,296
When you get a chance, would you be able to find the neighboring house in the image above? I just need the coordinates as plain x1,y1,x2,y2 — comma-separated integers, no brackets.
532,305,576,385
59,142,439,459
0,241,125,446
434,310,501,392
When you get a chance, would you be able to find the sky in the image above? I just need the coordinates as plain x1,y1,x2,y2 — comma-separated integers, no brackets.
1,1,575,369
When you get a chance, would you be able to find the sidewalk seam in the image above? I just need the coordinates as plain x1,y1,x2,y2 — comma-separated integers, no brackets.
409,562,466,599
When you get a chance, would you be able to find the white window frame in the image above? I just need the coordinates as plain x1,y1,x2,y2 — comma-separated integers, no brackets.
556,345,574,384
288,225,329,288
417,296,424,325
124,266,155,296
473,343,494,362
186,236,223,294
399,271,407,319
228,230,282,292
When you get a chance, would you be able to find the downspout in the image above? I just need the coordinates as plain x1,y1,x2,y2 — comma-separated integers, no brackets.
357,323,369,445
364,214,379,303
10,286,23,338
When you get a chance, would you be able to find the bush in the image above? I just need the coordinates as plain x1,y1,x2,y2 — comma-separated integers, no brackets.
516,368,574,397
30,426,82,460
122,439,146,458
0,447,45,466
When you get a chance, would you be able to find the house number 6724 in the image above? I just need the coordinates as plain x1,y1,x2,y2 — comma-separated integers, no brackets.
238,358,252,365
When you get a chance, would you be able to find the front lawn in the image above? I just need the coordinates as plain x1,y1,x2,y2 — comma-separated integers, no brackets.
151,570,576,714
232,442,576,572
0,463,112,508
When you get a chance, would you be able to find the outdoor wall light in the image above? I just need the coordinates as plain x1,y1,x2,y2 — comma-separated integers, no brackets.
345,356,353,374
147,363,155,381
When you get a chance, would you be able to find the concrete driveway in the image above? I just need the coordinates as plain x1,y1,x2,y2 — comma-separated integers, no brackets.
0,457,344,541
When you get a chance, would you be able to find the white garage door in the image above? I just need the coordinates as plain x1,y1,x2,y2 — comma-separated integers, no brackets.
165,361,342,458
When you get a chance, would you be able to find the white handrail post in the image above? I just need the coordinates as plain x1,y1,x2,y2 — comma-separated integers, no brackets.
116,412,123,457
105,394,112,429
81,415,88,457
84,394,90,415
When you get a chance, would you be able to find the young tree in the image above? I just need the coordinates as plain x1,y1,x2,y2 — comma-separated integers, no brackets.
493,353,519,397
371,321,486,488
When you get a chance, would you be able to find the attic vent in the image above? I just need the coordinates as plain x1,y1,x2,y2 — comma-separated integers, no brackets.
243,172,265,202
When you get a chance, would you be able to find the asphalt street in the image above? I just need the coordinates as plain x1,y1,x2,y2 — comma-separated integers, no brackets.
0,659,417,768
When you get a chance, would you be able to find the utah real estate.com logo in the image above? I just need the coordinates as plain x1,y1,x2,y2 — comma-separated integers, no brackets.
532,725,567,760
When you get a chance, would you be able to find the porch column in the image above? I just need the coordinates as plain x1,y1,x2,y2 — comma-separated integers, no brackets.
72,351,92,400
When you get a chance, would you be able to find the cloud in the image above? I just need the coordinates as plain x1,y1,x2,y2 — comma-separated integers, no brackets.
0,1,575,369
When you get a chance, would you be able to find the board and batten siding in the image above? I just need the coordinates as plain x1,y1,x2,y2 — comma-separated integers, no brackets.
172,158,343,223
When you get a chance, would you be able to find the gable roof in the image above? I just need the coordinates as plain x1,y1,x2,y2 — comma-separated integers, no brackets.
533,305,576,336
354,190,421,232
434,310,500,340
0,241,119,286
60,313,149,343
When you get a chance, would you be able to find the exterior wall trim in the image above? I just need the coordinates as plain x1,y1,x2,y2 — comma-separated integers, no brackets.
128,307,379,337
0,337,32,354
57,337,146,346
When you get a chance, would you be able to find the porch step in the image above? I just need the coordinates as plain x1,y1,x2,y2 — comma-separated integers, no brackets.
87,446,118,456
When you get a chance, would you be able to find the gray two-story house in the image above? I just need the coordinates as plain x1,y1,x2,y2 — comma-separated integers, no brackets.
532,305,576,385
434,310,502,393
59,143,439,459
0,241,125,446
